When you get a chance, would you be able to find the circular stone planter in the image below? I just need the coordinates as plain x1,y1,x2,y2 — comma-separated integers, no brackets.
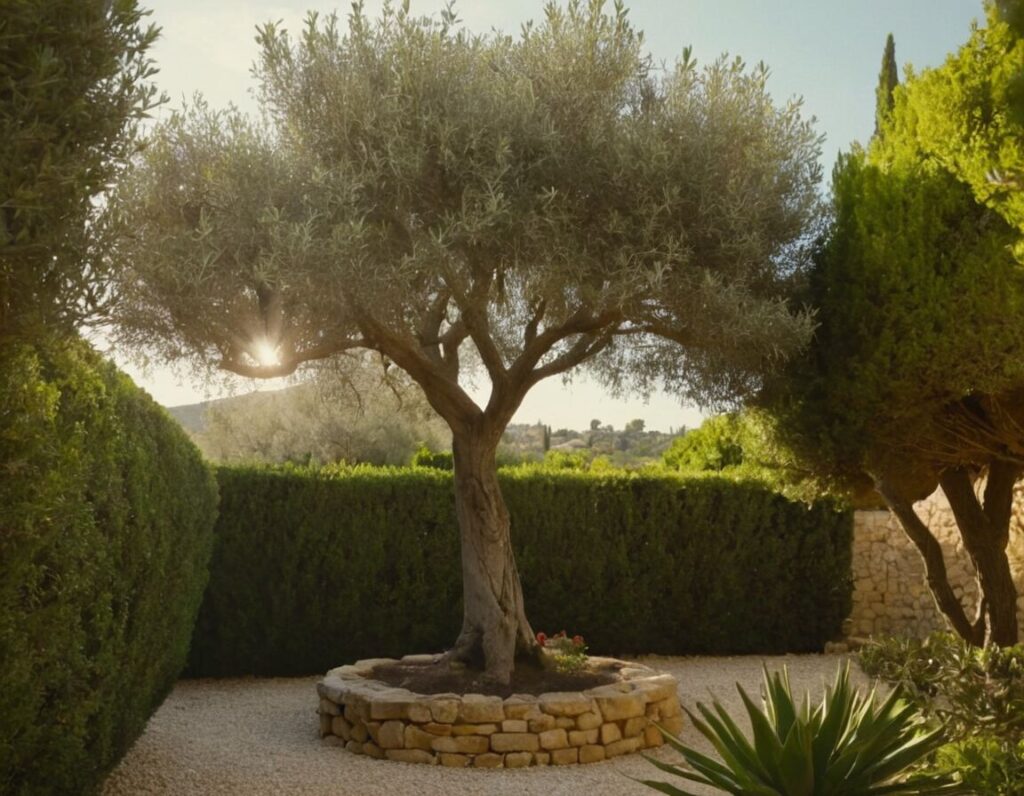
316,655,683,768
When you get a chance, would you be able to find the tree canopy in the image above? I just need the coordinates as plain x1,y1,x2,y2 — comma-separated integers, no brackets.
890,1,1024,235
763,8,1024,645
111,0,822,420
1,0,161,339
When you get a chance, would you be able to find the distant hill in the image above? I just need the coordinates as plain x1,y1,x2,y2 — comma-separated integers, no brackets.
165,388,296,434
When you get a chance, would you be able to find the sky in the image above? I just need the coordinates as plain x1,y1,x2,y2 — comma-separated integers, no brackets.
105,0,983,431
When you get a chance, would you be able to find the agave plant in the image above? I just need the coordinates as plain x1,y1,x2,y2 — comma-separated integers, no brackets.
638,663,965,795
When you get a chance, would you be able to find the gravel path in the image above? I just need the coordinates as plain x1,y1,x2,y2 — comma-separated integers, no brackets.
104,654,867,795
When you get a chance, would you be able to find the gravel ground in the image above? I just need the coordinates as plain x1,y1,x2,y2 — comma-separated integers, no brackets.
104,653,867,796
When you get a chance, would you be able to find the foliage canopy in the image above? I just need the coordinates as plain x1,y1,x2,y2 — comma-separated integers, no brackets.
0,0,161,338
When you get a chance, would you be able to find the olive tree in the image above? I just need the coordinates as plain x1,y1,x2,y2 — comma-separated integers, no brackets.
111,1,822,682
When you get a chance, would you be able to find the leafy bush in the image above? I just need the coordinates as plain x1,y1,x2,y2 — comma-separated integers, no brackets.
187,466,851,676
410,444,454,470
0,339,218,796
860,633,1024,794
640,664,957,795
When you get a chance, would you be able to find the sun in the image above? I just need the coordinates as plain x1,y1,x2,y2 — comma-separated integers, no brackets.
253,340,280,367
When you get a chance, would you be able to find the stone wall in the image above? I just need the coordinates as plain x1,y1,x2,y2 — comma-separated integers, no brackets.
317,656,683,767
848,488,1024,638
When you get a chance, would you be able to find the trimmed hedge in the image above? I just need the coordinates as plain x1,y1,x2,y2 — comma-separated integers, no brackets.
0,339,218,796
188,465,851,677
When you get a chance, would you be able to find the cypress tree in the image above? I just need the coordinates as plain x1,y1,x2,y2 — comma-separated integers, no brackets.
874,34,898,138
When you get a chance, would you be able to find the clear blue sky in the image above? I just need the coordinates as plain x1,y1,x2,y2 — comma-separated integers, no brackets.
114,0,983,430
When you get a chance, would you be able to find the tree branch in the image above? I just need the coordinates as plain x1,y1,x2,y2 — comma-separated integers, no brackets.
528,331,615,386
219,336,364,379
983,459,1020,546
354,307,480,427
876,475,982,645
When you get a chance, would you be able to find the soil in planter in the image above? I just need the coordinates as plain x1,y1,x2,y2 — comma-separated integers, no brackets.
371,659,621,698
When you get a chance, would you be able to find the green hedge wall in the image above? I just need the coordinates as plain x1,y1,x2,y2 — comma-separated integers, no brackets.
188,465,851,677
0,339,218,796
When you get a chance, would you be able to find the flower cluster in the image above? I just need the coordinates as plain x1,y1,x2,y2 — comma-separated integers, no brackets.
537,630,588,673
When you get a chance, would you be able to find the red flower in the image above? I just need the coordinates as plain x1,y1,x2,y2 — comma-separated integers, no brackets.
536,632,547,647
573,635,584,646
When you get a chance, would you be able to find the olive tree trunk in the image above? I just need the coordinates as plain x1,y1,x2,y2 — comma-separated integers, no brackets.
444,430,537,683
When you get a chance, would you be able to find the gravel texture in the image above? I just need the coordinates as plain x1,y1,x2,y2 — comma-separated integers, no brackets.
104,654,865,795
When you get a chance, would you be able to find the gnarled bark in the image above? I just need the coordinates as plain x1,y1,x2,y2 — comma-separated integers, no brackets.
877,465,1019,648
939,465,1019,646
445,429,538,683
877,477,984,645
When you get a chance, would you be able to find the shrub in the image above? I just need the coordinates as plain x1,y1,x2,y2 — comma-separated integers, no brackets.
639,663,957,795
860,633,1024,794
0,339,218,796
187,466,852,676
410,444,453,470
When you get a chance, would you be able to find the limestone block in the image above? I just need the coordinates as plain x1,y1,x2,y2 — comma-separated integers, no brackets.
350,722,369,744
529,714,556,733
353,657,399,673
490,733,540,753
473,753,503,768
331,716,351,741
423,722,452,736
404,724,436,751
431,735,490,754
344,704,362,724
453,723,498,736
555,717,576,729
502,719,528,733
428,698,460,724
660,715,684,737
505,752,533,768
579,744,606,764
345,740,364,755
539,692,594,717
458,694,505,724
320,698,342,716
363,742,385,759
551,747,579,765
633,675,677,703
533,752,550,766
643,725,664,748
600,722,621,745
569,729,599,746
377,721,405,749
594,692,645,721
385,749,436,764
317,677,346,704
539,728,569,750
400,654,438,665
439,753,470,768
576,711,602,730
605,737,642,758
503,695,540,720
622,717,646,738
319,714,332,737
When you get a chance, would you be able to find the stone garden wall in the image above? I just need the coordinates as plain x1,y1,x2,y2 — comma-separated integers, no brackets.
848,488,1024,638
317,656,683,767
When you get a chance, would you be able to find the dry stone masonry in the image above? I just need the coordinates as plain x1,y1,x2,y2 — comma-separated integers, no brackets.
848,488,1024,639
316,656,683,767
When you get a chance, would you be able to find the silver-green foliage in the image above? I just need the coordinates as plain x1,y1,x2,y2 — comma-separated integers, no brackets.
111,0,822,410
639,664,961,796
